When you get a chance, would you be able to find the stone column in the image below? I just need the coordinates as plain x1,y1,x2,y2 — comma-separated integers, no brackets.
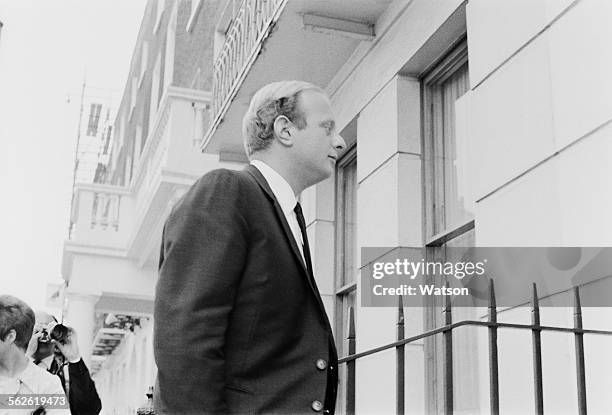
192,102,209,147
355,75,425,415
64,292,99,368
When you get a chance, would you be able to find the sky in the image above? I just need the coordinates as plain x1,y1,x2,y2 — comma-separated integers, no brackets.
0,0,147,313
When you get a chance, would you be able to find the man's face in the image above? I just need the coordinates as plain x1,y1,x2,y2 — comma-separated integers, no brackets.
32,312,55,359
34,312,54,335
290,90,346,185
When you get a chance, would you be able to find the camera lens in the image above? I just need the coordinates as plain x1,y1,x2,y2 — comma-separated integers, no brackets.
50,324,70,344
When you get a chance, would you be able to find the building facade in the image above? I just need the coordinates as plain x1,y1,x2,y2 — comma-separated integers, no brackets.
61,0,233,413
62,0,612,414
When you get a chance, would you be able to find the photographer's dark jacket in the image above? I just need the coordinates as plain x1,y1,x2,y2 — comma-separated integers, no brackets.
154,166,338,414
43,357,101,415
63,359,102,415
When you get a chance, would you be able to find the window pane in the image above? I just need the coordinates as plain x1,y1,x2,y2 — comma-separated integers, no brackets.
429,62,473,236
335,148,357,357
342,159,357,286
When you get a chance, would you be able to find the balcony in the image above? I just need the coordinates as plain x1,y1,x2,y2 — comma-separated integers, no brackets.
63,87,216,285
201,0,392,158
212,0,286,118
68,184,132,254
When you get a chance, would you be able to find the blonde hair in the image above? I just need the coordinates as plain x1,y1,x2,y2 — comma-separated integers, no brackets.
242,80,325,157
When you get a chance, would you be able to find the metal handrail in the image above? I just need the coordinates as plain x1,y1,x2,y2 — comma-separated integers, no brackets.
338,282,612,415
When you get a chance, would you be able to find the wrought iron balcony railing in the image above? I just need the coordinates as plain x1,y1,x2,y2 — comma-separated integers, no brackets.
212,0,286,117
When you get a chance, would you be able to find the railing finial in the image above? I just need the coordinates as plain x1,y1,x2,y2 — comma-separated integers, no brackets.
347,306,355,340
488,279,497,323
531,282,540,325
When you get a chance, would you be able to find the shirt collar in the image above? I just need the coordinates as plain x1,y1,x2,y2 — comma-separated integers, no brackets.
250,160,297,215
38,355,55,371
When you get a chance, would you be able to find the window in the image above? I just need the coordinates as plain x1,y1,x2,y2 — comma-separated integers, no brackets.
423,42,473,241
422,39,479,414
335,146,357,415
86,103,102,136
335,146,357,351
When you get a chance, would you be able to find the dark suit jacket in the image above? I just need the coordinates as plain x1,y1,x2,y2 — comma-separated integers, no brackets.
154,165,338,414
56,359,102,415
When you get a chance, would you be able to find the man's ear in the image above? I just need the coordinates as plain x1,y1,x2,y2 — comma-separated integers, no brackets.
4,329,16,344
273,115,294,147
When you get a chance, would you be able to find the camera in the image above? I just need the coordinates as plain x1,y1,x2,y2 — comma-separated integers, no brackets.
50,324,70,344
38,323,70,345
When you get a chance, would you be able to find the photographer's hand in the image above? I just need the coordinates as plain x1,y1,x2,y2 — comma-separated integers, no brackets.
52,328,81,363
26,331,44,358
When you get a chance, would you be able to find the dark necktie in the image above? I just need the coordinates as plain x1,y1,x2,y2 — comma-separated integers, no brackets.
49,358,60,375
294,202,314,280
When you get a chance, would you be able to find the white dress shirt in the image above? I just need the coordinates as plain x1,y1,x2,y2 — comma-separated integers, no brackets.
0,361,70,415
250,160,306,264
36,355,54,371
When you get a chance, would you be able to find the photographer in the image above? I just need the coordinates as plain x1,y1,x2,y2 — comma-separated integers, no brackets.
27,312,101,415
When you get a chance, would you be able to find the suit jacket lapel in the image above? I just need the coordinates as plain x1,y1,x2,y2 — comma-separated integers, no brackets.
244,165,309,275
245,165,337,346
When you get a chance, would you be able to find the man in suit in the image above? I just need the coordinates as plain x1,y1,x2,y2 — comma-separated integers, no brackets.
154,80,346,414
27,312,102,415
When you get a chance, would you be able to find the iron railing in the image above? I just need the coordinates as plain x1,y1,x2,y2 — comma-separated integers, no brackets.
212,0,285,116
338,281,612,415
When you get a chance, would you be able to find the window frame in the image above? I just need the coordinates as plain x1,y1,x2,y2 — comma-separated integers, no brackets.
334,144,357,415
421,38,481,414
334,145,357,352
421,39,473,244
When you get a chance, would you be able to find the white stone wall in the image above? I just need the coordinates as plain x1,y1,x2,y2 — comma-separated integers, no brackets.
312,0,612,413
465,1,612,413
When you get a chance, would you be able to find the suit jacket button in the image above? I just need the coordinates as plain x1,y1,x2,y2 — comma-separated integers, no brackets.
311,400,324,412
316,359,327,371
